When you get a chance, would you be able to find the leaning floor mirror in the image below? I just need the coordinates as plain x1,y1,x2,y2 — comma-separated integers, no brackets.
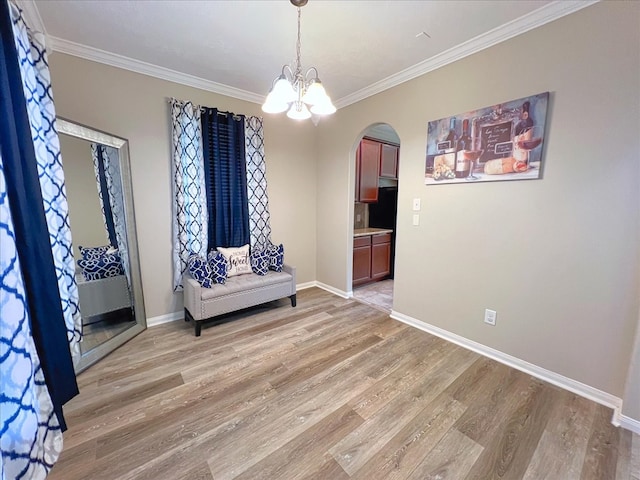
57,118,146,373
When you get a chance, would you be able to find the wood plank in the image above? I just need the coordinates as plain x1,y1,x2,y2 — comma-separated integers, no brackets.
232,404,364,480
406,429,483,480
350,393,467,480
464,378,556,480
330,346,477,475
522,390,595,480
580,403,621,480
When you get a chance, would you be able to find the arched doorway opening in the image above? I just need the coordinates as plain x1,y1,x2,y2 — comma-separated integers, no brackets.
350,123,400,312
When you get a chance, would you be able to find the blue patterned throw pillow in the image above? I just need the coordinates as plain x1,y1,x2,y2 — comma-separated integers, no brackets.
266,243,284,272
207,250,228,284
188,252,214,288
78,254,124,281
79,244,112,261
250,249,270,276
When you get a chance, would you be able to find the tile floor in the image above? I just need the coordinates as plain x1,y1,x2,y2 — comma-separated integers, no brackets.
352,279,394,312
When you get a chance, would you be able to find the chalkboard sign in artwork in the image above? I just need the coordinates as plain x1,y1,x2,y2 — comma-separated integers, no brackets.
425,92,549,185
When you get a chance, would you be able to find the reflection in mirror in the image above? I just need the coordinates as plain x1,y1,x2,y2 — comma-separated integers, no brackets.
57,119,146,372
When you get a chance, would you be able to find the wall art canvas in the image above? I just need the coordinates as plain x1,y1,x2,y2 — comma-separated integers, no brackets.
425,92,549,185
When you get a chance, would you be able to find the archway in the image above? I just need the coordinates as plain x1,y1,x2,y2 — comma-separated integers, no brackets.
350,123,400,312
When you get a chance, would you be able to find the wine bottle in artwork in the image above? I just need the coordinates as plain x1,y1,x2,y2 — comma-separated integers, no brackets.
445,117,457,150
514,101,534,162
514,101,534,135
455,119,472,178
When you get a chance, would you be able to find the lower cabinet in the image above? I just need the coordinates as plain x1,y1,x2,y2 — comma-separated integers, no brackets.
353,232,391,287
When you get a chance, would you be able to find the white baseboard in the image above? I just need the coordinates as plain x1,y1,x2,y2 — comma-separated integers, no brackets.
619,415,640,435
295,281,316,291
313,281,350,299
147,311,183,327
390,310,624,426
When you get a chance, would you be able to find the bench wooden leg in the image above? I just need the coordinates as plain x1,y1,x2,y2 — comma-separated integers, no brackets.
290,294,297,307
195,320,202,337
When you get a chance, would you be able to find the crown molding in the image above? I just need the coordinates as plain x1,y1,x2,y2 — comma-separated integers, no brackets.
335,0,599,109
44,0,597,108
48,36,264,104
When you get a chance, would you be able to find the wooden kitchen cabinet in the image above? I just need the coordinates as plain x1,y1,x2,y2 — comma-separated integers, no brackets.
371,233,391,280
380,143,399,179
353,236,372,286
357,138,381,203
353,232,391,286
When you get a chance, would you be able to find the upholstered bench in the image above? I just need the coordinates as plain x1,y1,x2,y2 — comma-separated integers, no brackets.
183,264,296,336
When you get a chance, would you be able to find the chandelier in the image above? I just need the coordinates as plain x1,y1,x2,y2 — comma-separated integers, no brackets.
261,0,336,120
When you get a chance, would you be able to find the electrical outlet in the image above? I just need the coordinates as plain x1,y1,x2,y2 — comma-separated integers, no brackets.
484,309,497,326
356,214,361,222
413,198,421,211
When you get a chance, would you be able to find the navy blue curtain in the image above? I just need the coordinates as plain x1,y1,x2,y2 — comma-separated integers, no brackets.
0,0,78,431
95,144,118,247
201,108,250,250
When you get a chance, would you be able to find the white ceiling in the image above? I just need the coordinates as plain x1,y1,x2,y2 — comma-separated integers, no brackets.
28,0,594,108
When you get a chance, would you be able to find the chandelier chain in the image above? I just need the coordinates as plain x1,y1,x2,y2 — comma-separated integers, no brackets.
295,7,302,76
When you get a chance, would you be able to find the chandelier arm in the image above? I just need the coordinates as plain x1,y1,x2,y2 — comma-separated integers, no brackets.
281,64,294,82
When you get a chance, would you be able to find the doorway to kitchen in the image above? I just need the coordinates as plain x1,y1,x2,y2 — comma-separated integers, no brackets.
351,123,400,312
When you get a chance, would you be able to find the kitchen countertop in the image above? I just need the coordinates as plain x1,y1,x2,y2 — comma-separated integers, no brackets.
353,227,393,237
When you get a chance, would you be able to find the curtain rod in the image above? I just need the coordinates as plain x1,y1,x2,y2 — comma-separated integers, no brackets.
168,98,244,119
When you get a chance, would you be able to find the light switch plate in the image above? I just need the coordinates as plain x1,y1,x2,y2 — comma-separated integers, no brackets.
413,198,421,211
412,214,420,226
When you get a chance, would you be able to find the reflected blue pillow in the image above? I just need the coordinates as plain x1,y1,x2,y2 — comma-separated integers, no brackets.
78,254,124,281
207,250,228,284
188,252,213,288
250,249,270,276
79,244,112,261
266,243,284,272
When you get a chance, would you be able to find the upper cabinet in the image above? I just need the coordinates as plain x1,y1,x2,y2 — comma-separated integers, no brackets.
356,137,399,203
357,138,381,203
380,143,399,179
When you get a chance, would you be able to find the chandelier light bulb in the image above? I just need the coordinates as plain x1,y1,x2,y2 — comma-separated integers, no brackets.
272,76,297,104
262,92,288,114
310,97,336,115
301,80,326,106
287,102,312,120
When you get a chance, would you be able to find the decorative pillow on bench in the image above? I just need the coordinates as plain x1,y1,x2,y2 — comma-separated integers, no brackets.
250,249,270,276
207,250,228,284
217,245,252,277
79,244,113,261
266,243,284,272
77,248,124,281
188,252,214,288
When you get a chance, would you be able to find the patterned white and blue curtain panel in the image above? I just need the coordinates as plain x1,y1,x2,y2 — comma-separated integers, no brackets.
244,116,272,251
91,142,131,285
0,151,63,480
10,1,81,360
170,99,208,290
1,1,80,477
91,143,118,246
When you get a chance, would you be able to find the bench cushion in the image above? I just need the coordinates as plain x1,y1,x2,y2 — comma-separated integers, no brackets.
200,270,293,300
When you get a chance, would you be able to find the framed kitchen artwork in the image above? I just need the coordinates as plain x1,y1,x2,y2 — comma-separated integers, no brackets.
425,92,549,185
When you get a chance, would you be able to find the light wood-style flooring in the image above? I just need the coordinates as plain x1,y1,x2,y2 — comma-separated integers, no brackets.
50,287,639,480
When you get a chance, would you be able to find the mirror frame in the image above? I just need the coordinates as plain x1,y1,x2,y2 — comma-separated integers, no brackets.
57,118,147,373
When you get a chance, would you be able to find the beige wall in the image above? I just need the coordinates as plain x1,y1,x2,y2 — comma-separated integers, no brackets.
49,54,317,318
59,134,109,259
316,0,640,405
